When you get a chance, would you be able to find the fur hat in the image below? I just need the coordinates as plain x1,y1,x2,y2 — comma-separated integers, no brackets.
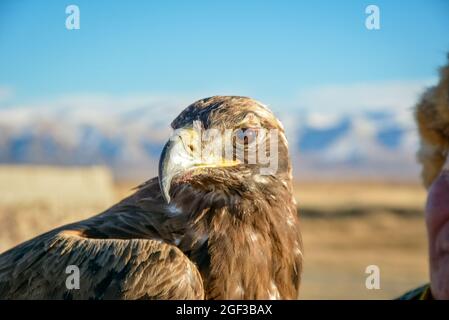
415,55,449,188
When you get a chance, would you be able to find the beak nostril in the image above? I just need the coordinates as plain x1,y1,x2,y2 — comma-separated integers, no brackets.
188,144,195,152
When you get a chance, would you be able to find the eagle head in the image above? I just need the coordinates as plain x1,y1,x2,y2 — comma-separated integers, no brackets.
158,95,292,207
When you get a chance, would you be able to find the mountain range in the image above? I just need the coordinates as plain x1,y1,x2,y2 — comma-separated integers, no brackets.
0,103,421,182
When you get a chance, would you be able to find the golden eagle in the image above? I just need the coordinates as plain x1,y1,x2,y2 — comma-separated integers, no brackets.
0,96,303,299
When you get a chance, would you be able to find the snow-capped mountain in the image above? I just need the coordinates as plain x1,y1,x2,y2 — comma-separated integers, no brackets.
291,109,420,181
0,104,421,181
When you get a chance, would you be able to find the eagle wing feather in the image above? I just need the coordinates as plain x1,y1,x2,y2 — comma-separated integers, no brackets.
0,179,204,299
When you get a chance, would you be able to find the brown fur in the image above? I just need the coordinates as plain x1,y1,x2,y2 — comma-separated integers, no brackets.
416,56,449,188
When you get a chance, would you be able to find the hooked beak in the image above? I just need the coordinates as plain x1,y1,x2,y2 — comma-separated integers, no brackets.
158,126,239,203
158,129,198,203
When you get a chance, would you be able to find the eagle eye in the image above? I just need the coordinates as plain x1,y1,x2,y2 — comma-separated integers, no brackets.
234,128,258,146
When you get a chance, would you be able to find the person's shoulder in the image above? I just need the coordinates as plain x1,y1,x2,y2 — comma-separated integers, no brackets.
396,284,433,300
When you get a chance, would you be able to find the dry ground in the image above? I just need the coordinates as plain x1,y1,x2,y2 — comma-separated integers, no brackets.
294,181,428,299
0,166,115,253
0,166,430,299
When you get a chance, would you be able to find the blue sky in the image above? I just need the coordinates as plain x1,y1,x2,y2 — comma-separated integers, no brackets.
0,0,448,111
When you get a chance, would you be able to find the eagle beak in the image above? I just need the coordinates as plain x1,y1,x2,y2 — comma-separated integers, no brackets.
158,131,199,203
158,127,240,203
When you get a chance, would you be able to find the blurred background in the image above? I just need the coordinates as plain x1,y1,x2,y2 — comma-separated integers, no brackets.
1,0,449,299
